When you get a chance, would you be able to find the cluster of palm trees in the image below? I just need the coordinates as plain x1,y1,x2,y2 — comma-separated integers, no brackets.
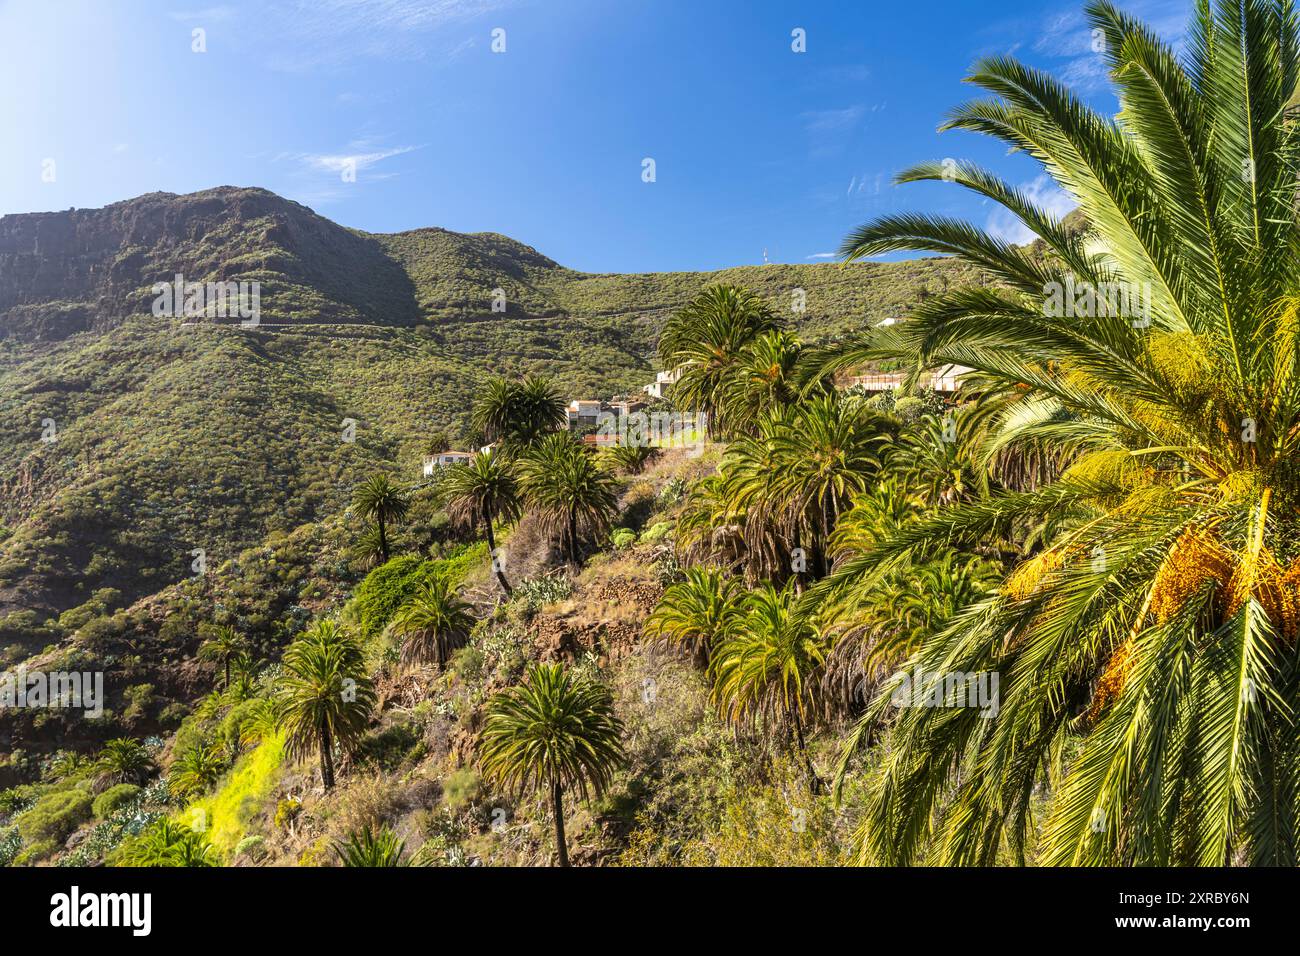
648,0,1300,866
437,373,620,584
117,0,1300,868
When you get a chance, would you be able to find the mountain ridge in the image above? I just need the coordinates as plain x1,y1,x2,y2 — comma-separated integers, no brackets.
0,185,982,647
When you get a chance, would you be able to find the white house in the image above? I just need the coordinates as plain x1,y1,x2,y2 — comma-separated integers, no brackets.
566,399,605,429
423,451,473,476
642,366,684,400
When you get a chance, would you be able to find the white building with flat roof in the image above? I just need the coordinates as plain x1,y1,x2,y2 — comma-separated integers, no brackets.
423,451,473,476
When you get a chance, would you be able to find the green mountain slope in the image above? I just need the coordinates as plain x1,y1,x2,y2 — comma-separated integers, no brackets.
0,186,982,644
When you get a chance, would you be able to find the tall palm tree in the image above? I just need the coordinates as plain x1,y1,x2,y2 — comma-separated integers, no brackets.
517,432,619,564
389,576,475,667
709,581,828,786
197,624,247,689
657,284,782,439
278,620,375,791
821,0,1300,865
479,662,625,866
352,473,411,563
471,374,566,454
645,566,747,668
440,450,521,594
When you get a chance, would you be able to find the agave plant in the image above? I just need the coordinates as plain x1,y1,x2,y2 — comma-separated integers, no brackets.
821,0,1300,866
333,824,408,867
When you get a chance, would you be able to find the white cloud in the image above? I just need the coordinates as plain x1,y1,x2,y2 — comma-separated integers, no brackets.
262,0,517,71
806,252,838,260
296,145,418,176
803,106,866,135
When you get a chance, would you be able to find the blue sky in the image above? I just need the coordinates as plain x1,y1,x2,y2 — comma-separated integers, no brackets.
0,0,1190,273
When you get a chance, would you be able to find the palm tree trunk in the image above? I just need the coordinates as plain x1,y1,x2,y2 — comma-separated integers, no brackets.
567,510,579,564
552,780,569,867
223,655,231,689
377,514,389,562
792,709,819,793
484,508,512,595
320,724,335,790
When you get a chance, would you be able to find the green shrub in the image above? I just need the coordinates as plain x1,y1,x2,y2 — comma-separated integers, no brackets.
610,528,637,550
641,521,672,543
352,555,446,640
441,768,481,812
233,834,265,860
893,396,926,423
15,788,93,845
92,784,141,819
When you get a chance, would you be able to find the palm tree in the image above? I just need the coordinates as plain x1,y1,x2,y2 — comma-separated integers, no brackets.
349,524,388,569
440,450,521,593
645,566,746,667
389,576,475,667
278,620,375,791
657,284,782,439
237,697,282,750
479,662,625,866
168,740,226,801
197,624,247,689
719,395,890,580
119,819,215,867
820,0,1300,865
720,328,811,436
471,375,566,454
352,473,411,563
517,432,619,564
95,738,156,786
333,825,408,866
709,581,827,786
600,442,659,476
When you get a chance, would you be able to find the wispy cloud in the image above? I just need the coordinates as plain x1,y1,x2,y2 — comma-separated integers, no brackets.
273,141,421,204
298,145,418,177
981,0,1191,93
803,105,866,135
805,252,838,260
260,0,517,71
